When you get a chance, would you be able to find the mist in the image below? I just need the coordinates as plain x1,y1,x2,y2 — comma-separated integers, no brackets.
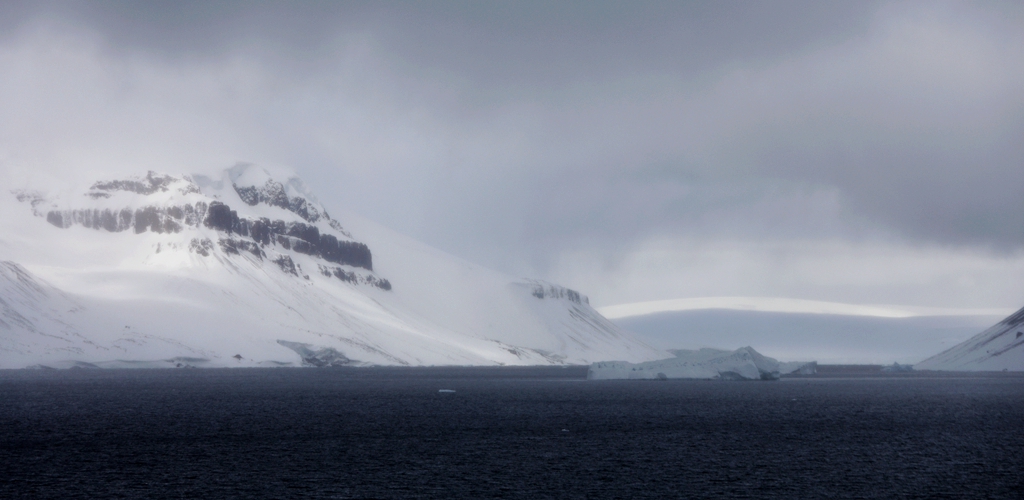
2,0,1022,309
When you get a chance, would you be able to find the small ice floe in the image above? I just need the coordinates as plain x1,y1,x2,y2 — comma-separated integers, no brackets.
561,429,569,432
438,389,456,393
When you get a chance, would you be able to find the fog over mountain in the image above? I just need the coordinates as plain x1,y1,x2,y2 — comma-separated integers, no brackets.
1,1,1022,329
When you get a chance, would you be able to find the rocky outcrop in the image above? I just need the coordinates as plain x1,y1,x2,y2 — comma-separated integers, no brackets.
233,178,327,224
43,197,373,270
89,171,196,196
276,340,354,367
272,255,299,276
19,170,385,287
203,201,372,270
523,279,589,305
46,202,208,234
217,238,265,260
188,238,214,257
318,264,391,290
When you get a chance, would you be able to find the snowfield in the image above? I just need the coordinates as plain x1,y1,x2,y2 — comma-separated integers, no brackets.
0,165,668,369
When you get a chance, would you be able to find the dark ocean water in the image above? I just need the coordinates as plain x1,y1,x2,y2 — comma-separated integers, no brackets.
1,367,1023,499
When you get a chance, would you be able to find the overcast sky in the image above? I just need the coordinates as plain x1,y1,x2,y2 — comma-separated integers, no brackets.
1,1,1022,309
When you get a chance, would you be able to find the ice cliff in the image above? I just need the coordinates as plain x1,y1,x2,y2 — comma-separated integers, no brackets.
587,347,816,380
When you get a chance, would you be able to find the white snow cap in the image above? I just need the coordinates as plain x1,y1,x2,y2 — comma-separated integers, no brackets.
226,163,318,203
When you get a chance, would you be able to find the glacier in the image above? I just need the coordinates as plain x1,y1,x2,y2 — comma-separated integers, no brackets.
0,164,668,369
915,306,1024,371
587,347,816,380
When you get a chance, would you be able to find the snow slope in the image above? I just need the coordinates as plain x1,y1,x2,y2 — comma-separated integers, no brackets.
0,165,667,369
915,306,1024,371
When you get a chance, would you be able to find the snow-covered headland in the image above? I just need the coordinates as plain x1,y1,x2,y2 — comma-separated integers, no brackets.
0,164,668,369
916,306,1024,371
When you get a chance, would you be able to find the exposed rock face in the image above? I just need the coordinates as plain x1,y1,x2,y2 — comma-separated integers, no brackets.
272,255,298,276
525,279,589,305
46,203,208,234
188,238,214,257
317,264,391,290
233,178,327,224
276,340,355,367
90,171,193,196
217,237,265,260
19,170,386,287
202,201,372,270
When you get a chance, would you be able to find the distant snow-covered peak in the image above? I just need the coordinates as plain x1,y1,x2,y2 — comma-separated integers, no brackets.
15,164,348,235
1,163,667,369
514,279,589,305
192,163,334,227
226,163,315,200
12,164,372,274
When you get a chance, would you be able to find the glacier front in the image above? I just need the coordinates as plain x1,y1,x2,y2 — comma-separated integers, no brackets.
587,347,816,380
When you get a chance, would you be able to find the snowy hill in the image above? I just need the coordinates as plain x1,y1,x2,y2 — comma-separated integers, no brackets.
915,306,1024,371
0,164,667,369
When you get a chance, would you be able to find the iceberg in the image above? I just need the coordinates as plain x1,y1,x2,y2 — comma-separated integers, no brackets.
587,346,816,380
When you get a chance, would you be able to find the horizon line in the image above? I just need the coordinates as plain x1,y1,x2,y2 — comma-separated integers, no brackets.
598,296,1015,320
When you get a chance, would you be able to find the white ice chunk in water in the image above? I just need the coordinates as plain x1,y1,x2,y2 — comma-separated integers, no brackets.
588,346,816,380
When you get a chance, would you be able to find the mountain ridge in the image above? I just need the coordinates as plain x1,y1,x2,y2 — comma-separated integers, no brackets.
0,165,667,369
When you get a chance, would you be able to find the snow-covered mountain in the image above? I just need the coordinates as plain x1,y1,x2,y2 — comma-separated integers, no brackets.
0,164,667,369
915,306,1024,371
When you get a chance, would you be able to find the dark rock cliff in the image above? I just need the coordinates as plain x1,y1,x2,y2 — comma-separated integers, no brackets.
46,203,208,234
233,179,327,224
25,171,384,288
89,170,200,197
203,202,372,270
42,199,372,271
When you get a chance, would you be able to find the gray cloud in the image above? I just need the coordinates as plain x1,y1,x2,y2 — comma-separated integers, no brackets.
5,1,881,80
1,1,1022,303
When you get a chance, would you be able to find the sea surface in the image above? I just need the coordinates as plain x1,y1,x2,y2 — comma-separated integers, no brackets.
1,367,1022,499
